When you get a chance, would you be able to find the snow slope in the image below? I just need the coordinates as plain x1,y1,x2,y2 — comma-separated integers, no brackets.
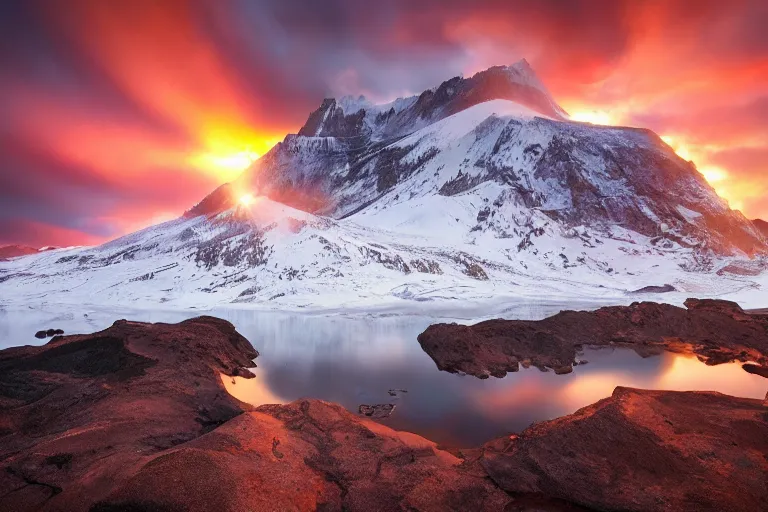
1,178,764,311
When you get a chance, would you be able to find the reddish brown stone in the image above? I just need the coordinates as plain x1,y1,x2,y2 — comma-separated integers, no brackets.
481,387,768,511
417,299,768,378
0,317,509,512
0,316,258,511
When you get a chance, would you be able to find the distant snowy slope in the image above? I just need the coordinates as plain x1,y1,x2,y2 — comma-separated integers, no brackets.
0,245,39,260
1,190,764,311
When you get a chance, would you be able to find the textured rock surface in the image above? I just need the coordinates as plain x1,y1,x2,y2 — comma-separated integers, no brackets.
418,299,768,378
0,317,259,512
481,387,768,512
0,318,508,512
98,400,510,512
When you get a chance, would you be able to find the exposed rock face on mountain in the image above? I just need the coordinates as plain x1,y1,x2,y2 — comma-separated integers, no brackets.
185,183,237,218
481,386,768,512
298,60,567,140
234,60,765,256
1,318,766,511
754,218,768,238
418,299,768,378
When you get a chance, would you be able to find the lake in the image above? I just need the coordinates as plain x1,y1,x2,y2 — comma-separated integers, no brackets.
1,302,765,446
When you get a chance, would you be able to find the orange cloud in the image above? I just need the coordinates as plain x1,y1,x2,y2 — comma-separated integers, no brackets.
451,1,768,219
47,0,286,179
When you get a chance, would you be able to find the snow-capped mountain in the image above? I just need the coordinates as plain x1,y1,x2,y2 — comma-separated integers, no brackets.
1,61,766,311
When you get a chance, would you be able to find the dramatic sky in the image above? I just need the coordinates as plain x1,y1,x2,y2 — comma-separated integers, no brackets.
1,0,767,246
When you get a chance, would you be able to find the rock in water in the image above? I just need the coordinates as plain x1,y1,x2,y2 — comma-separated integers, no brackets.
417,298,768,378
742,363,768,378
0,318,510,511
358,403,396,418
630,284,676,293
33,328,64,339
0,316,259,512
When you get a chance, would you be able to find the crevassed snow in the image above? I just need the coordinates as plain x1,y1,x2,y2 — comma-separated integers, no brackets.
677,205,703,223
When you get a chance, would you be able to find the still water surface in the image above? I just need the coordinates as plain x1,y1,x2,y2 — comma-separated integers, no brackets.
1,303,765,446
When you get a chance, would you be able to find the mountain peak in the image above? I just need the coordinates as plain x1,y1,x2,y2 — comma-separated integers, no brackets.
505,58,534,76
297,60,568,138
337,95,370,114
505,58,544,87
466,60,567,119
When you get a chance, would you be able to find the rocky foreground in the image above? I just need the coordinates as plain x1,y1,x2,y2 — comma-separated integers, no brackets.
1,315,767,511
418,298,768,378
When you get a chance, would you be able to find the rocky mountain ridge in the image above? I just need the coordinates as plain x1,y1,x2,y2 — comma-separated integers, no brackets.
297,60,567,140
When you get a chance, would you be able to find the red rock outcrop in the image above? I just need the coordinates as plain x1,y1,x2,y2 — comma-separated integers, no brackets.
97,399,509,512
481,387,768,512
0,316,258,511
417,299,768,378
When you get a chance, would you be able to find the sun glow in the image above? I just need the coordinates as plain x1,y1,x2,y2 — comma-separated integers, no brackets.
569,110,614,125
660,135,693,161
191,149,259,180
661,135,730,184
699,166,728,183
239,193,256,206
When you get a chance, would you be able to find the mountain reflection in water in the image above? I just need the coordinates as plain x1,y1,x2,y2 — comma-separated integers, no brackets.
217,312,765,447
